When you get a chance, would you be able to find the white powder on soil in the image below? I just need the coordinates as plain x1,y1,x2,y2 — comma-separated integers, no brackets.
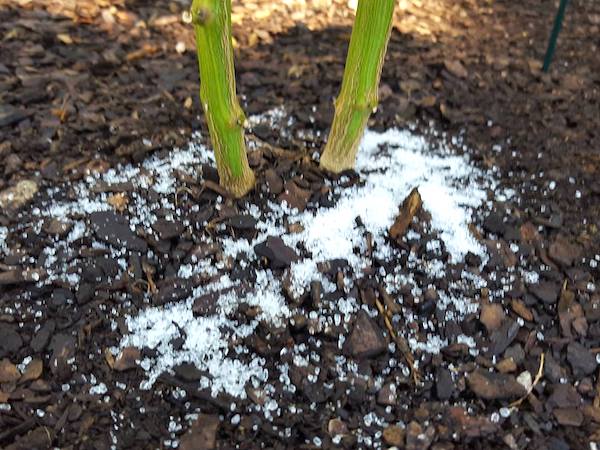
3,112,511,401
118,125,500,397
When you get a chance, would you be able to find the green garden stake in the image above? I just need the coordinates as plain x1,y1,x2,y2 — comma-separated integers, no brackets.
319,0,395,173
543,0,569,72
191,0,255,198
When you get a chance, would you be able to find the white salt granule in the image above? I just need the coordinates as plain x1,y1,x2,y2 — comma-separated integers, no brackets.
0,227,7,254
90,382,108,395
67,221,87,242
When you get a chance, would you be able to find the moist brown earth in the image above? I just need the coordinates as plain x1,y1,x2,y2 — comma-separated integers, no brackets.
1,0,600,449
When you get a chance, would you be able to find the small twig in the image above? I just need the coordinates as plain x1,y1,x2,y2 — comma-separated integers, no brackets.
144,271,157,295
509,352,545,409
374,297,420,385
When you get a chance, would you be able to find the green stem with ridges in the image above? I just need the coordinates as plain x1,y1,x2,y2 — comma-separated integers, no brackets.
191,0,255,197
319,0,395,173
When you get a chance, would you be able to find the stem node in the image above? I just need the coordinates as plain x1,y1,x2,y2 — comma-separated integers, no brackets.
195,6,213,25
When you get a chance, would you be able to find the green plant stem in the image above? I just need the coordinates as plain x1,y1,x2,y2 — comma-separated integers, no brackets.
319,0,395,173
191,0,255,197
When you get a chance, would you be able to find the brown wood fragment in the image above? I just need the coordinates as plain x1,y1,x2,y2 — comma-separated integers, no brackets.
390,187,422,241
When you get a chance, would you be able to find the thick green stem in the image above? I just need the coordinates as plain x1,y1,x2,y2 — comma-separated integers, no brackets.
191,0,255,197
320,0,395,173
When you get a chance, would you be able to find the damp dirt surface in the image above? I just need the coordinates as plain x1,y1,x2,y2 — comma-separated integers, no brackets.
1,0,600,449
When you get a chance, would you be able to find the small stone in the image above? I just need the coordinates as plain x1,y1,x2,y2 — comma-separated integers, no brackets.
485,239,517,268
423,288,438,303
310,281,322,309
76,284,94,305
0,179,38,210
510,299,533,322
226,215,257,230
547,384,582,409
377,382,398,406
480,303,505,333
504,345,525,365
328,418,349,437
49,288,73,308
193,291,219,316
379,83,394,101
254,236,299,269
49,334,76,380
488,319,520,356
175,363,203,381
68,403,83,422
278,180,311,211
43,218,73,237
406,421,434,450
516,370,532,392
529,281,559,304
4,153,22,175
435,367,454,400
0,268,46,285
467,369,527,400
572,316,588,337
444,59,468,78
264,169,283,195
548,236,581,267
503,434,518,450
577,377,594,396
8,427,52,449
20,359,43,383
544,353,568,383
30,320,55,353
496,357,517,373
0,324,22,357
520,222,541,243
317,258,348,275
582,404,600,423
0,358,20,383
89,211,147,252
246,387,267,406
448,407,498,438
382,425,405,446
152,218,185,240
483,212,505,235
113,347,140,371
545,437,571,450
0,105,30,127
29,379,51,393
553,407,584,427
566,342,596,376
583,296,600,321
179,414,220,450
347,311,387,358
153,278,194,306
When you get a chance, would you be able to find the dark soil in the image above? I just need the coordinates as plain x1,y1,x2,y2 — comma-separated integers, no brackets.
1,0,600,449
